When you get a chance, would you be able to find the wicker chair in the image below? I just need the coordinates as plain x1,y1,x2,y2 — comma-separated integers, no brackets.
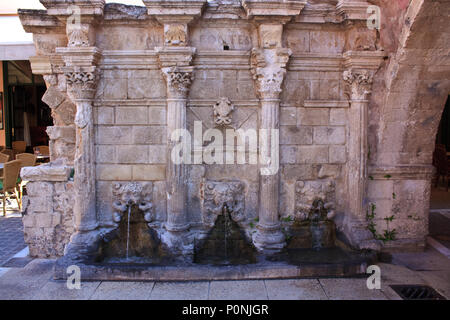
16,153,37,167
1,149,15,161
33,145,50,156
15,153,37,205
0,153,9,164
12,141,27,154
0,160,22,216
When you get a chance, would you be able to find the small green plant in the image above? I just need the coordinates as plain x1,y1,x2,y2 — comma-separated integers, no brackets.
282,229,292,241
249,222,255,228
366,202,397,243
369,175,374,180
382,229,397,242
281,216,293,223
384,174,392,179
392,193,396,199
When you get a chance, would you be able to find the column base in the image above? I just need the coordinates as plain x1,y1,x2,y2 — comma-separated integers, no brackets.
164,222,190,232
160,225,194,258
252,223,286,254
64,230,104,263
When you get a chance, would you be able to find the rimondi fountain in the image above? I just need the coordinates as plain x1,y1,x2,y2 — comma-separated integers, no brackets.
18,0,399,281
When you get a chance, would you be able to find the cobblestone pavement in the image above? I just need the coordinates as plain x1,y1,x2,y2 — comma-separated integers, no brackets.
0,246,448,300
0,214,26,266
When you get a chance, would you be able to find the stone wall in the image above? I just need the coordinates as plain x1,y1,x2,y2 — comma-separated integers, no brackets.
18,0,450,257
21,163,74,257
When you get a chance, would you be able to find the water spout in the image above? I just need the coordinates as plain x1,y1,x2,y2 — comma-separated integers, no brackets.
223,205,228,262
126,204,131,260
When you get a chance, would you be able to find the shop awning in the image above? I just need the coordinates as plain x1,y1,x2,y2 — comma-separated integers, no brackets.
0,16,35,60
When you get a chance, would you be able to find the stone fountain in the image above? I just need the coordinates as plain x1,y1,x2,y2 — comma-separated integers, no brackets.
18,0,391,281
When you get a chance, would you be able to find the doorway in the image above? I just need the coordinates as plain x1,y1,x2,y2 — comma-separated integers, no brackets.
429,95,450,251
2,60,52,150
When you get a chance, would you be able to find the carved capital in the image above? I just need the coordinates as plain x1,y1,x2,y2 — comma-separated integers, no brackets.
343,69,374,100
251,47,291,99
64,68,99,101
162,66,194,98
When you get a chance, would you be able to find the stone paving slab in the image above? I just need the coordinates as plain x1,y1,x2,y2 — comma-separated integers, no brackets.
0,248,449,300
91,281,155,300
209,280,268,300
0,259,54,300
264,279,328,300
1,257,33,268
0,216,26,266
32,280,101,300
318,278,388,300
392,248,450,271
150,281,209,300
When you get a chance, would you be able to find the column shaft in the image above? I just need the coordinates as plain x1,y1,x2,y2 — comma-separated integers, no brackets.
73,106,97,232
348,100,368,221
259,99,280,229
166,98,189,231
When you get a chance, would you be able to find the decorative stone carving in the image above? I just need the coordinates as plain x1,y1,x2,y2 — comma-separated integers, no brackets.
73,101,93,129
63,68,99,128
67,24,91,47
295,180,336,221
164,24,187,46
111,182,154,225
213,97,234,127
162,66,194,97
343,69,374,100
65,71,97,86
250,48,291,99
259,24,282,48
201,181,245,227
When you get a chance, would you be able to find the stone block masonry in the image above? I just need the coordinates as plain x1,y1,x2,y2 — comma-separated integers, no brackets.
16,0,450,259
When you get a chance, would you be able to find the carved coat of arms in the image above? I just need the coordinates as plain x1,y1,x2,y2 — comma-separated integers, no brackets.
213,97,234,127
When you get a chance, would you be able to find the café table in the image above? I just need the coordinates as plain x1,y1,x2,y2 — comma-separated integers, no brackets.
36,155,50,163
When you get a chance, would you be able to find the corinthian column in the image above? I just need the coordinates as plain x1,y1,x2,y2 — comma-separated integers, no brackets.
156,45,196,255
251,44,291,253
145,0,206,255
60,50,101,233
342,51,384,249
55,3,104,233
159,60,195,233
241,0,304,254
